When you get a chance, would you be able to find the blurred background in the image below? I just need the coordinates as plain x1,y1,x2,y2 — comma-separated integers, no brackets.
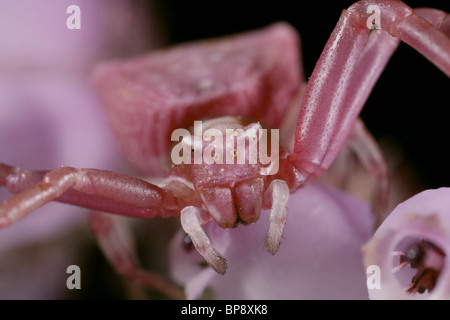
0,0,449,299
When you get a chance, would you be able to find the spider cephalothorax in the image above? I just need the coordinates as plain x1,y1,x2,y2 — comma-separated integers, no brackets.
163,115,293,273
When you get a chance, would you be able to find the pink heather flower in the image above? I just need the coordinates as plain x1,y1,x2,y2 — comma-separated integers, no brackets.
169,182,374,299
0,0,161,299
364,187,450,299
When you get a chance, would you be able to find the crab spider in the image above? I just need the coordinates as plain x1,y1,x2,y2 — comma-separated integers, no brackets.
1,0,449,298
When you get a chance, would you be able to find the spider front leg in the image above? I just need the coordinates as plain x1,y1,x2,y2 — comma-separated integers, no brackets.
0,163,179,228
290,0,450,189
180,206,226,274
263,179,290,255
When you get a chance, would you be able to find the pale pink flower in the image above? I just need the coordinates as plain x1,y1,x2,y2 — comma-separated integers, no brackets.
364,188,450,299
170,182,374,299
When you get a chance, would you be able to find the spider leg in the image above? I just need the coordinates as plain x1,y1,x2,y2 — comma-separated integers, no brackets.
89,211,184,299
349,1,450,75
290,1,450,188
0,163,179,228
415,8,450,35
317,118,389,227
346,118,389,227
179,206,227,274
263,179,290,255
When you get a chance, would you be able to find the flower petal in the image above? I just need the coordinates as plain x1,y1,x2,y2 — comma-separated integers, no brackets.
364,187,450,299
170,182,374,299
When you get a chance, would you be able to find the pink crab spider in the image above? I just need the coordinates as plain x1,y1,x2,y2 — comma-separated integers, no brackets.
1,0,449,299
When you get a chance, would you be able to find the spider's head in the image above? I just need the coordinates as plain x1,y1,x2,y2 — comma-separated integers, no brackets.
170,116,281,188
170,116,282,228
